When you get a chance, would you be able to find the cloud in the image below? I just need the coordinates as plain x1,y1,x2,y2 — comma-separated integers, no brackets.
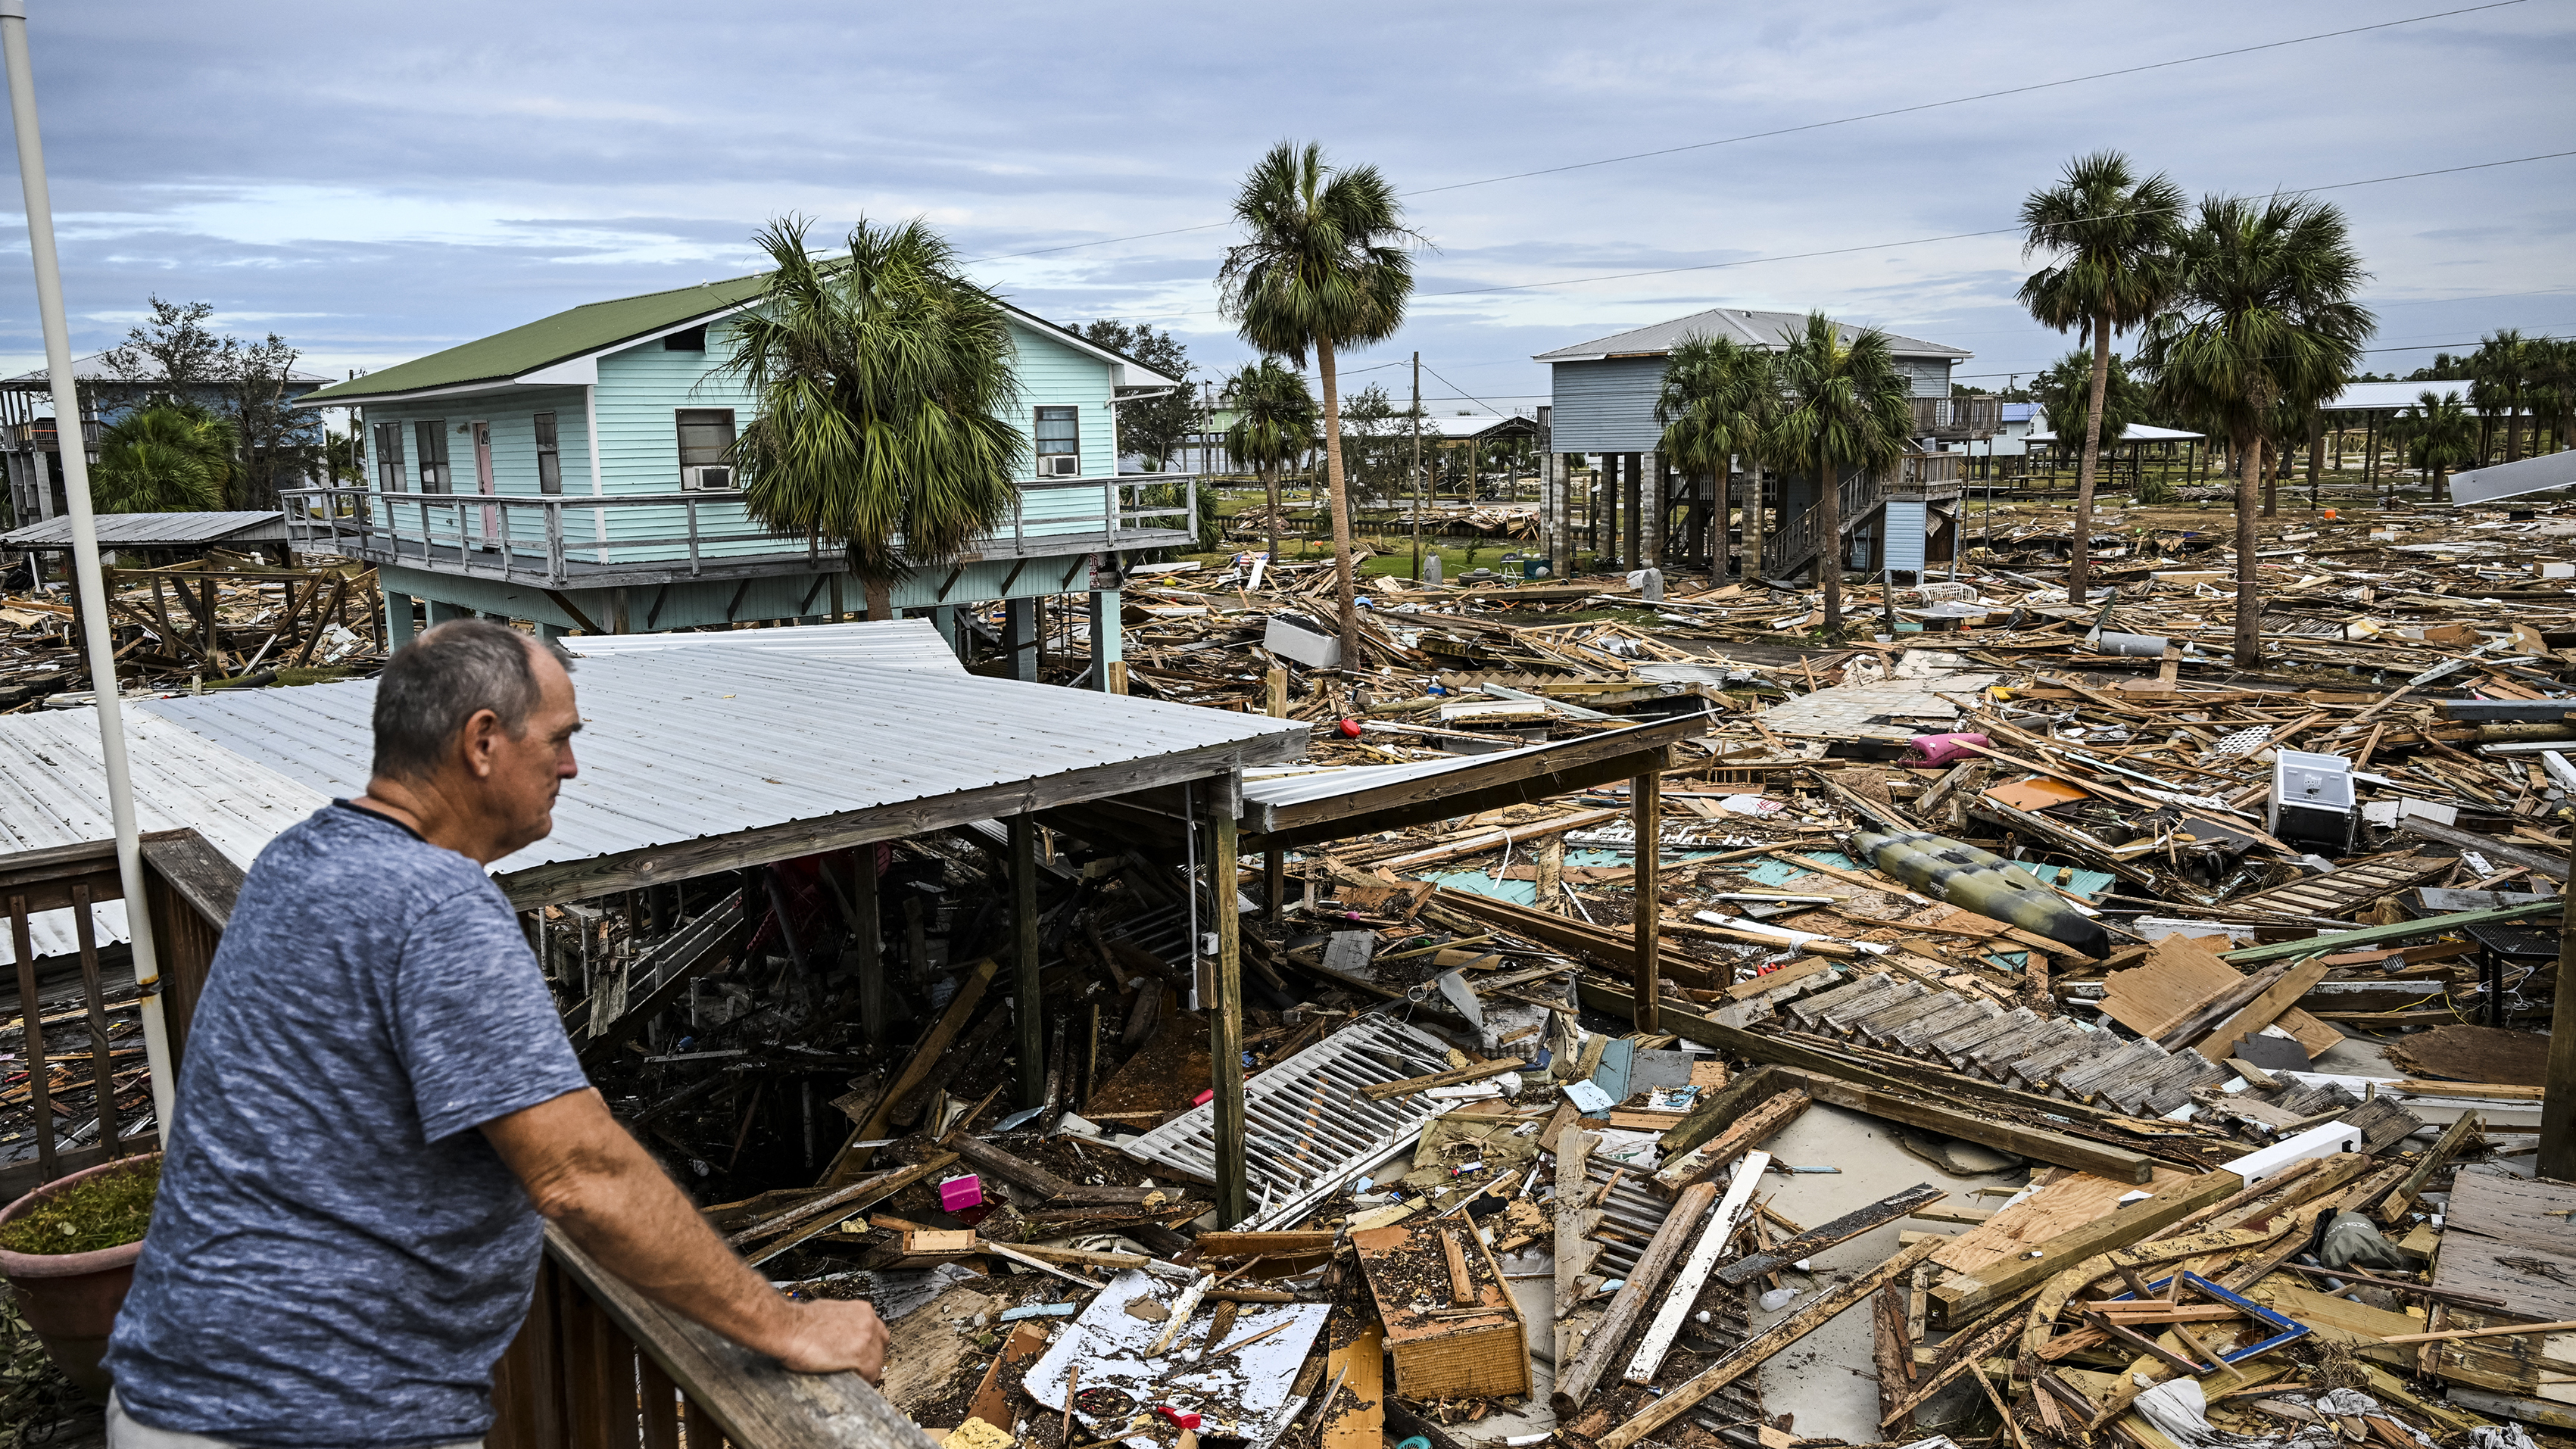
0,0,2562,402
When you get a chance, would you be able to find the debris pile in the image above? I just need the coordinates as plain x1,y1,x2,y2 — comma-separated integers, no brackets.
553,495,2571,1449
0,549,382,710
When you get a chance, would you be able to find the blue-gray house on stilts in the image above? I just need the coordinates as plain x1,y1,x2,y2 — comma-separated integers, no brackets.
1533,307,1991,582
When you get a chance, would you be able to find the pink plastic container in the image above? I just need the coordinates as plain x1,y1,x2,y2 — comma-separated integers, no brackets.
1904,732,1990,765
937,1174,984,1213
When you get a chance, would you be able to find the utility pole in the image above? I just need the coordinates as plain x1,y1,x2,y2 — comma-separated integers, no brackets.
1,0,177,1135
1411,351,1424,582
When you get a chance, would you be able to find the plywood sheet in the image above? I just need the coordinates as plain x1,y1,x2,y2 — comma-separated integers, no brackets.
1985,777,2092,811
1931,1167,2194,1276
2101,933,2338,1058
2446,1173,2576,1255
2435,1175,2576,1325
1322,1320,1386,1449
2385,1025,2551,1086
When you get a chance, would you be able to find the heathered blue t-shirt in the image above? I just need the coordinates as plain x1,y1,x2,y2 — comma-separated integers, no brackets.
108,802,593,1447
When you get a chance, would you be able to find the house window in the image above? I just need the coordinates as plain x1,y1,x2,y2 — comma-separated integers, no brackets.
414,419,450,492
534,412,563,494
676,408,736,488
373,422,407,492
664,325,707,351
1034,405,1080,477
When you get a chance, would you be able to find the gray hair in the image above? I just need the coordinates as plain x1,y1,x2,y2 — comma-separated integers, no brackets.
370,619,566,782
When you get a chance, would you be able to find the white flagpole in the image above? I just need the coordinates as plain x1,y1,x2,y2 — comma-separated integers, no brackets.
0,0,180,1140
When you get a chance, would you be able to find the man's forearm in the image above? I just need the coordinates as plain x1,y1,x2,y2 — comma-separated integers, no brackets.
544,1140,806,1356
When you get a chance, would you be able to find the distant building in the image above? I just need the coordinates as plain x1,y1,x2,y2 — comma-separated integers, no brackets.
1,354,332,526
1529,307,1979,580
286,273,1191,684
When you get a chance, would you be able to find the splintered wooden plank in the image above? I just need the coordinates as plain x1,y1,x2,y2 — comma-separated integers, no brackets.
1321,1321,1385,1449
1929,1171,2245,1326
1932,1169,2194,1276
1714,1183,1944,1286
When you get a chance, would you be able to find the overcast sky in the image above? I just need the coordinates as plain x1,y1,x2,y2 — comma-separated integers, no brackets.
2,0,2568,416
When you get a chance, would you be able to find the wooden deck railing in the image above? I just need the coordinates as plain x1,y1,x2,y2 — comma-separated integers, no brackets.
491,1226,935,1449
1910,396,2003,438
0,829,239,1201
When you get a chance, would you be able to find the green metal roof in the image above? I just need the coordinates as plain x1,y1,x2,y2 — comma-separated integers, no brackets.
301,273,772,405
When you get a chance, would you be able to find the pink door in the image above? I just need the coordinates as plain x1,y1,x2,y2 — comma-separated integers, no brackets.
472,421,497,545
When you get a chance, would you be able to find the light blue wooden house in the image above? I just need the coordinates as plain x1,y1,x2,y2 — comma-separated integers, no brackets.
288,273,1190,681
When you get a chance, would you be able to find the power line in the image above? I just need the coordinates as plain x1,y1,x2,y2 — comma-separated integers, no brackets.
1411,151,2576,302
961,1,2531,269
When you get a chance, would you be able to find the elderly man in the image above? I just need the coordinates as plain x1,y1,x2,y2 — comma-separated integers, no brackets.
105,619,885,1447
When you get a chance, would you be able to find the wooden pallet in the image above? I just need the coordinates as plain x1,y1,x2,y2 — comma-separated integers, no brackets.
2229,852,2450,918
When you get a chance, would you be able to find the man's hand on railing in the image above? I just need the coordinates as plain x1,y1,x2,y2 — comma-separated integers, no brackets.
772,1298,890,1380
485,1086,889,1385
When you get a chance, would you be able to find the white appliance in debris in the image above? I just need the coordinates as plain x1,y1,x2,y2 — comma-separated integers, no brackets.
2269,749,2355,854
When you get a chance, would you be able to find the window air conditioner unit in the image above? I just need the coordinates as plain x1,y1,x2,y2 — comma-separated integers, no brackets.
682,465,735,491
1043,455,1078,477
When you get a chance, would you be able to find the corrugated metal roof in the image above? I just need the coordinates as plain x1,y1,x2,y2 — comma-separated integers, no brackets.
0,709,328,965
562,618,965,672
2026,423,2203,442
1533,307,1971,363
2,511,288,550
138,642,1308,885
2323,380,2480,413
2,353,332,386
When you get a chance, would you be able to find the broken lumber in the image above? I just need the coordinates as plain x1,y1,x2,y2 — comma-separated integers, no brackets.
1775,1069,2159,1184
2376,1110,2482,1226
1599,1236,1944,1449
1715,1182,1944,1287
1551,1179,1721,1413
1623,1153,1769,1386
943,1131,1165,1204
1929,1170,2244,1326
1657,1064,1785,1157
827,956,996,1183
1651,1089,1810,1192
1355,1057,1520,1101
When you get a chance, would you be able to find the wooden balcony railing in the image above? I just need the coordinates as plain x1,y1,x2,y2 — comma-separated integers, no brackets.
1910,396,2003,438
491,1226,934,1449
0,830,237,1201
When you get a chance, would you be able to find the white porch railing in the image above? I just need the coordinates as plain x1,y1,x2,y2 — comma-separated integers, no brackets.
275,476,1197,586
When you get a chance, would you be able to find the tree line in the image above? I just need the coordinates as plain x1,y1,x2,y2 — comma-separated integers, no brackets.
72,296,345,516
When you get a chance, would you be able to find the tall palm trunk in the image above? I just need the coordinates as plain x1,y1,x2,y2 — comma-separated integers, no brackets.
1263,457,1280,565
2070,323,2112,600
1816,446,1843,634
1315,335,1360,664
2233,428,2263,668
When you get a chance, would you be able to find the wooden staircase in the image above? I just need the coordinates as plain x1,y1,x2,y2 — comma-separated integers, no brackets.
1763,470,1889,580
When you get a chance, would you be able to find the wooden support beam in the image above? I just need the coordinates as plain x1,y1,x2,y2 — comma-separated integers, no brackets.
1929,1170,2244,1326
1714,1182,1945,1286
1600,1236,1943,1449
1776,1069,2160,1184
1011,815,1044,1109
1632,771,1661,1031
849,850,884,1047
1555,1127,1600,1367
1551,1179,1721,1413
2376,1110,2482,1226
1208,793,1248,1229
1651,1090,1810,1192
1624,1153,1769,1386
824,958,996,1184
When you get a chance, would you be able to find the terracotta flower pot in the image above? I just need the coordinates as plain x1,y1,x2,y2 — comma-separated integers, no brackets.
0,1153,160,1405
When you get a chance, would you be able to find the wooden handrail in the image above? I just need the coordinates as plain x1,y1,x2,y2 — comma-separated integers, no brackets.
0,827,237,1201
489,1226,937,1449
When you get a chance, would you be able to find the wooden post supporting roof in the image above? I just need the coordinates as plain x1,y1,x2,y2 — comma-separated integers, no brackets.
1011,814,1043,1109
1208,774,1249,1226
1631,770,1661,1032
2541,832,2576,1183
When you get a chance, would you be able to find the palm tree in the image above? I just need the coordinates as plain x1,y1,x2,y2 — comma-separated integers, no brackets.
725,215,1021,623
1220,142,1419,664
2018,151,2183,592
1655,333,1779,584
2138,194,2372,667
90,404,233,513
1220,358,1318,567
1767,313,1913,634
2529,338,2575,456
2386,389,2477,502
2468,329,2535,464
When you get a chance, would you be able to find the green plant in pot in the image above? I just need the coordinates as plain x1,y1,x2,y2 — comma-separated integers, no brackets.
0,1154,161,1404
